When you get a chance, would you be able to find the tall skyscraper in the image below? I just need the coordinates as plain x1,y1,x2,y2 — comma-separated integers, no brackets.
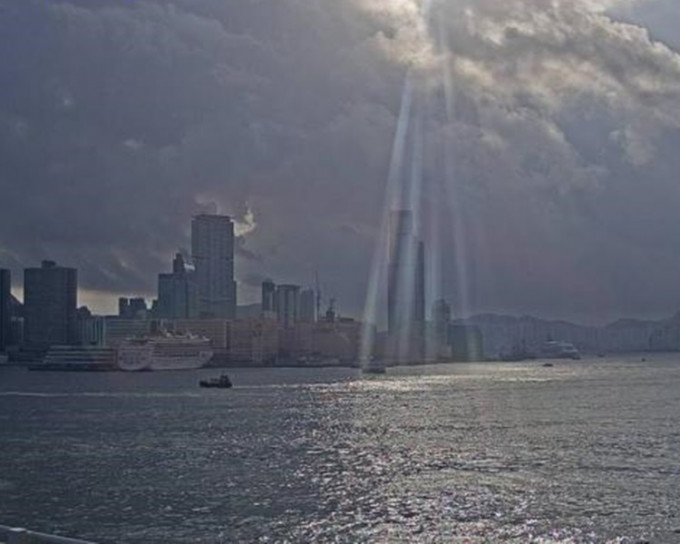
276,284,300,328
0,269,10,353
299,289,316,323
157,253,197,319
388,210,416,333
192,214,237,319
415,240,426,328
24,260,78,347
387,210,426,360
432,298,452,355
261,280,277,315
432,299,451,333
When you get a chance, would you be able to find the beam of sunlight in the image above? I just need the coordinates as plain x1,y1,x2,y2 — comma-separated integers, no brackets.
360,75,415,363
435,14,473,322
362,0,461,364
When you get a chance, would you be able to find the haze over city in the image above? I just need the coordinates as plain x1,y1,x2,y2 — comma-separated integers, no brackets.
7,2,680,544
3,0,680,324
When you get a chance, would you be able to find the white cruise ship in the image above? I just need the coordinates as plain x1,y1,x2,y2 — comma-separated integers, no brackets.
116,333,213,371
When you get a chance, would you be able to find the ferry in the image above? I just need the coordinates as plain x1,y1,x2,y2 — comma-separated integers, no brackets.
540,341,581,360
116,332,213,371
29,346,117,371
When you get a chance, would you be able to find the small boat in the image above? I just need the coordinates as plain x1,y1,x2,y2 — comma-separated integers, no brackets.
362,359,386,374
540,341,581,360
542,362,554,368
199,374,233,388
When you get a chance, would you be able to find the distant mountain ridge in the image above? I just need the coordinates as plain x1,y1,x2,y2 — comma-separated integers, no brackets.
455,312,680,357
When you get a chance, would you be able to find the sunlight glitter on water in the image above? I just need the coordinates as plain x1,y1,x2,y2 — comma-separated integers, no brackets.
2,360,680,543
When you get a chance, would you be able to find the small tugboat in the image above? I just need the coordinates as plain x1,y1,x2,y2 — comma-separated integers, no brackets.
362,359,387,375
199,374,233,388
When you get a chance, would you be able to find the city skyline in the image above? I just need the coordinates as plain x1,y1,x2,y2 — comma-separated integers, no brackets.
4,1,680,325
6,211,680,327
4,3,680,543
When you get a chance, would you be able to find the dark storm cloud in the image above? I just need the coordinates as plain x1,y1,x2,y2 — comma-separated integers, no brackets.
0,0,404,299
421,0,680,320
1,0,680,321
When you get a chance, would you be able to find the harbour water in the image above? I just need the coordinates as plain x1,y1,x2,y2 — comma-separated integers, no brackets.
1,357,680,543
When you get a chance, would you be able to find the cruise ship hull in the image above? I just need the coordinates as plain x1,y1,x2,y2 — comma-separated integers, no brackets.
117,352,213,371
116,335,213,371
146,354,213,371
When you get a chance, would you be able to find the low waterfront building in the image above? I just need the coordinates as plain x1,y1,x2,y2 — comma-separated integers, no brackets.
278,318,364,364
228,318,278,365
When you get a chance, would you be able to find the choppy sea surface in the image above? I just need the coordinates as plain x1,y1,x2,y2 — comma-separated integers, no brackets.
1,357,680,543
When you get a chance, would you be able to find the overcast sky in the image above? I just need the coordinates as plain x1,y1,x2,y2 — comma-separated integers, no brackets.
2,0,680,324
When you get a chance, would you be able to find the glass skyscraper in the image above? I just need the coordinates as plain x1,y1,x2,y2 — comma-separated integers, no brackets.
24,261,78,347
191,214,237,319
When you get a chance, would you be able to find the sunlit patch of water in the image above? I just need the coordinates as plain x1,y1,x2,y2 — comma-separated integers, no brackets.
2,360,679,542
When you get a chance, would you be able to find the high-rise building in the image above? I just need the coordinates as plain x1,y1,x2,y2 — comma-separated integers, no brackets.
192,214,237,319
261,280,277,315
129,298,147,317
276,284,300,328
24,260,78,347
119,297,148,319
118,297,130,318
388,210,412,334
415,240,426,330
0,269,10,352
299,289,316,323
432,299,452,358
387,210,427,360
172,253,184,275
157,253,197,319
388,210,423,332
432,299,451,335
